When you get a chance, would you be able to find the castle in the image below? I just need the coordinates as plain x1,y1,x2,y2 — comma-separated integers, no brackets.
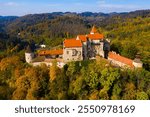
25,26,143,68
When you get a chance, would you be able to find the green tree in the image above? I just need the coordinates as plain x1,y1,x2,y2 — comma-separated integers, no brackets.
136,91,149,100
121,42,138,59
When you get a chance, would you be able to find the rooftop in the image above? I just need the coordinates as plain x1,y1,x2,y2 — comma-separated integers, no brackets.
87,33,104,40
77,35,87,42
64,39,82,48
38,49,63,56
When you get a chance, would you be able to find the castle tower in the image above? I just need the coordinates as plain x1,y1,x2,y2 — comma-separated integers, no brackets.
133,53,143,68
25,45,34,63
90,25,98,34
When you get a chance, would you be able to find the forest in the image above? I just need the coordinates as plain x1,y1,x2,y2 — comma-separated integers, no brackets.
0,10,150,100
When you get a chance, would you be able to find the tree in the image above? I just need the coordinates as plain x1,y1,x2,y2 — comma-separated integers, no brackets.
49,61,60,82
122,82,136,100
136,91,149,100
100,68,120,89
111,82,122,100
12,76,29,100
121,42,138,59
85,70,99,89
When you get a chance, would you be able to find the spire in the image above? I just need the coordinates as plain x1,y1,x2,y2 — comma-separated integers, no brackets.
90,25,98,34
26,45,32,53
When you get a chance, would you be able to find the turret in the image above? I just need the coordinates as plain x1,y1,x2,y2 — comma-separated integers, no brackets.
90,25,98,34
25,45,34,63
133,53,143,68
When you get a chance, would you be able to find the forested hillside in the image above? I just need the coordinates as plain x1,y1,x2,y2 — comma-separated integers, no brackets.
0,10,150,100
0,57,150,100
0,16,18,32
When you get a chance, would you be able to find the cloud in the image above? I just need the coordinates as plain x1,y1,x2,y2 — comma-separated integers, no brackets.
4,2,19,7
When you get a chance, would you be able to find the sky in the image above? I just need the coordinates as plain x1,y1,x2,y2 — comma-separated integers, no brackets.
0,0,150,16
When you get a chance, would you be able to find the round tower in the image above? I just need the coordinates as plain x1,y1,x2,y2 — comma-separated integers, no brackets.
25,45,34,63
133,53,143,68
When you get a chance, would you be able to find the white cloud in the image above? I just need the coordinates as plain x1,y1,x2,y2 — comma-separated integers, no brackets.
4,2,19,7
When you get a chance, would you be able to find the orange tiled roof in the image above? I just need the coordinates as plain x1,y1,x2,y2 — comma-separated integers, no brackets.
38,49,63,56
64,39,82,48
90,26,98,34
77,35,87,42
87,33,104,40
108,52,134,67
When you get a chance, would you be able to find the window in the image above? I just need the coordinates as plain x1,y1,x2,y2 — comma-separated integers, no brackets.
72,49,77,56
67,51,69,54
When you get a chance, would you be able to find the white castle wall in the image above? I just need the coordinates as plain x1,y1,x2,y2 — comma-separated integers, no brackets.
32,61,65,68
133,61,143,68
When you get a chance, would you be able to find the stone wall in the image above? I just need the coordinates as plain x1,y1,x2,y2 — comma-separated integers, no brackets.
63,47,83,62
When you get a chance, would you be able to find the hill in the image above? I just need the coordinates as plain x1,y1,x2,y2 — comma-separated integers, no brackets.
0,16,18,32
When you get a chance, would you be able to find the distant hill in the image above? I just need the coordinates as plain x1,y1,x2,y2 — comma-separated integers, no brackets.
0,10,149,40
0,16,18,32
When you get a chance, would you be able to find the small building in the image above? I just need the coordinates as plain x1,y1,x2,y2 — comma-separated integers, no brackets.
108,52,143,68
108,52,134,68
